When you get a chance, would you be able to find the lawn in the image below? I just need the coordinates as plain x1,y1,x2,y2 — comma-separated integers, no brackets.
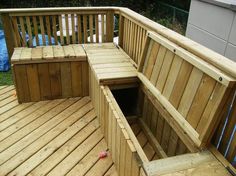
0,70,13,85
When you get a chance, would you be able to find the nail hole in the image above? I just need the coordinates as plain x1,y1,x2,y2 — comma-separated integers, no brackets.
219,77,222,81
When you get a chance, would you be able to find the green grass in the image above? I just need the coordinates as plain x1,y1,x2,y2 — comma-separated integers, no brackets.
0,70,13,86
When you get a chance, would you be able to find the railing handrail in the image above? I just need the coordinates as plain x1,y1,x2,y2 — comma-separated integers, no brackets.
0,7,119,14
1,6,236,78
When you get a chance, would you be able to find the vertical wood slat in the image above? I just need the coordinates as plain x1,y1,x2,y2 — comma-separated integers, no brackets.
32,16,39,46
39,16,46,45
89,15,94,43
71,14,76,44
26,64,40,101
119,14,124,47
13,65,30,103
19,17,27,46
101,15,105,43
95,15,99,43
59,15,64,45
52,16,58,45
49,63,62,99
77,14,82,44
65,14,70,45
46,16,52,45
83,15,88,43
12,16,21,47
25,16,33,47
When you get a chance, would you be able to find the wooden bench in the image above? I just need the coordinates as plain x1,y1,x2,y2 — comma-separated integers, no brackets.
84,43,137,85
11,45,88,103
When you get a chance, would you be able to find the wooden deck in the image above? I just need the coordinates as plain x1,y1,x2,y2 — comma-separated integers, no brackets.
0,86,117,176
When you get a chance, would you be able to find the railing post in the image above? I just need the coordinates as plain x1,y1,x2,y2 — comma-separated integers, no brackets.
118,13,124,48
106,10,114,42
1,13,16,62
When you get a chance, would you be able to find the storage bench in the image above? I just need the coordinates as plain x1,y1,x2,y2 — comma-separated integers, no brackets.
11,45,88,103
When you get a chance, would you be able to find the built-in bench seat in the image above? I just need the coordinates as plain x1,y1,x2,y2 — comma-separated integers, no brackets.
11,45,88,103
84,43,137,85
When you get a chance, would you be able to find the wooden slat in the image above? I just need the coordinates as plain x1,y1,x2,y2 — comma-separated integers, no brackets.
71,62,82,97
39,16,46,45
31,47,43,61
38,63,51,100
25,16,32,47
13,65,30,103
52,15,58,45
83,15,88,43
19,17,26,46
101,14,105,43
65,14,70,44
12,16,21,47
26,64,40,101
148,31,235,87
49,63,62,99
60,62,72,98
77,14,82,43
9,109,96,176
58,15,64,45
71,14,76,44
43,46,54,59
32,16,39,46
20,48,32,61
89,14,94,43
95,15,99,43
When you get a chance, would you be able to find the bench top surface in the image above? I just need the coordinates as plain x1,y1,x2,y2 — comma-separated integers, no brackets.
84,43,137,83
11,44,86,64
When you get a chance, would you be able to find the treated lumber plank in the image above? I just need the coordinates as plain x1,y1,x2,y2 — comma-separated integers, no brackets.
186,75,216,128
10,111,97,176
11,48,23,63
60,62,72,98
13,65,30,102
47,129,103,176
53,46,64,59
71,62,82,97
31,47,43,60
155,50,174,92
143,151,217,176
26,64,40,101
0,100,58,141
139,119,167,158
66,139,108,176
49,63,62,99
43,46,54,59
177,67,203,117
20,48,32,61
0,98,89,174
0,98,79,160
149,45,166,85
38,63,51,100
138,73,200,147
0,101,32,123
148,31,235,87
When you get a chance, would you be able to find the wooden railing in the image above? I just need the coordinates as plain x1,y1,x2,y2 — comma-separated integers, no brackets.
0,7,116,57
1,6,236,170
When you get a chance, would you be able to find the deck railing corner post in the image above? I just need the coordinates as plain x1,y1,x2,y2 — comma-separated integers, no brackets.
106,10,114,42
1,13,16,62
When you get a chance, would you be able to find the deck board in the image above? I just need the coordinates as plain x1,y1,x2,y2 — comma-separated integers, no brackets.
0,86,117,176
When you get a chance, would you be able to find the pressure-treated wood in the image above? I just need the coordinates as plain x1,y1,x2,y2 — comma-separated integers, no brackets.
0,91,118,176
12,45,88,103
85,43,137,85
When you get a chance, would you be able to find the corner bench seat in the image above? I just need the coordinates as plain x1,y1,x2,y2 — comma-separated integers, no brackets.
84,43,137,84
